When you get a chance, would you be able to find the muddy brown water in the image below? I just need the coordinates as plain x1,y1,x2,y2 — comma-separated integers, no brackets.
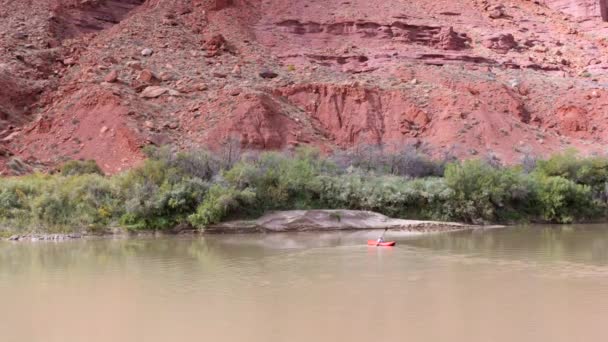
2,224,608,342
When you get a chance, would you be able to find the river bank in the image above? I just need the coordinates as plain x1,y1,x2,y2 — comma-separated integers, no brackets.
3,210,493,241
1,148,606,237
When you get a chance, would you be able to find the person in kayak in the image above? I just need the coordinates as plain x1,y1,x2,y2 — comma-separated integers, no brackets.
377,229,388,243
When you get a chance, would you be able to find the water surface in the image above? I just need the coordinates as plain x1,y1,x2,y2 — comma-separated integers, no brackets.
2,225,608,342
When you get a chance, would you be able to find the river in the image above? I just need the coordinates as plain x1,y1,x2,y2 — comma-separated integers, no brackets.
2,224,608,341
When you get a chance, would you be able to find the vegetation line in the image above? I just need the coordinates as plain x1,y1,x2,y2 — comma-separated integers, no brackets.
1,146,607,236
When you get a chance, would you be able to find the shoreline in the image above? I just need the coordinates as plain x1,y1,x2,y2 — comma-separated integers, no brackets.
3,210,498,242
3,228,202,242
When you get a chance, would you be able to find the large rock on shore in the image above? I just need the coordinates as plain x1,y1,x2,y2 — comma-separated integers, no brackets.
206,210,479,233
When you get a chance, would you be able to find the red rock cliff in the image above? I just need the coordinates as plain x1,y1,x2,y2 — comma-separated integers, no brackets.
2,0,608,174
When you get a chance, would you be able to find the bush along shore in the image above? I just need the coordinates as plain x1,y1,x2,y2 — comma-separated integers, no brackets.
1,146,608,237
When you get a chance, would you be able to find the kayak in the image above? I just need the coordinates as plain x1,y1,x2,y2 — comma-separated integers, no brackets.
367,240,396,247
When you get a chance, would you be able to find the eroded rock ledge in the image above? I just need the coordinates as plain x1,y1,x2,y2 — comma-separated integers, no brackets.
206,210,486,233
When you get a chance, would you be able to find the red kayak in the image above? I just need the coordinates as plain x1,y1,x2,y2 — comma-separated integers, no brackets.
367,240,396,247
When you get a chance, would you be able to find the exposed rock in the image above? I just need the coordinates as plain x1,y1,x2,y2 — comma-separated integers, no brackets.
103,70,118,83
138,69,159,84
158,71,174,81
63,57,76,66
1,131,20,143
487,5,505,19
141,48,154,57
556,106,589,133
204,34,228,56
483,33,517,54
206,210,481,233
147,133,171,146
533,45,549,53
126,61,143,70
4,0,608,175
140,86,168,98
168,89,181,96
436,27,469,50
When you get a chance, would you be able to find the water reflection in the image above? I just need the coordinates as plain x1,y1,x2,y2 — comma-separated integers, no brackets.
403,224,608,266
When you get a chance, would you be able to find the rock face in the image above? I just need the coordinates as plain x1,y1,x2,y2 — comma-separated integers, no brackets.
483,33,517,54
3,0,608,174
206,210,478,233
544,0,608,20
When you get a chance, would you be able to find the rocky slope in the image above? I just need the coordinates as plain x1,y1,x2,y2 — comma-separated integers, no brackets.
2,0,608,174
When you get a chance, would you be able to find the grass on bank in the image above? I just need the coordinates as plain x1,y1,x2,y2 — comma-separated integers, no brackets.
1,147,607,234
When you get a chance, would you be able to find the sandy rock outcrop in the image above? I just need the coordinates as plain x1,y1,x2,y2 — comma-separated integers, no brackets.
206,210,479,233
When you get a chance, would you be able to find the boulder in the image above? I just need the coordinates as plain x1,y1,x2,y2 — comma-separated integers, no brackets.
141,48,154,57
487,5,505,19
138,69,159,84
126,61,143,70
103,70,118,83
483,33,517,54
140,86,168,98
204,34,227,56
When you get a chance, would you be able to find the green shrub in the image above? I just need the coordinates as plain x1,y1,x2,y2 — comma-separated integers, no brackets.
0,174,47,226
188,185,255,228
119,159,209,230
534,175,594,223
314,174,452,220
223,147,327,212
444,160,533,223
536,150,608,187
59,160,103,176
1,148,607,234
0,173,120,230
